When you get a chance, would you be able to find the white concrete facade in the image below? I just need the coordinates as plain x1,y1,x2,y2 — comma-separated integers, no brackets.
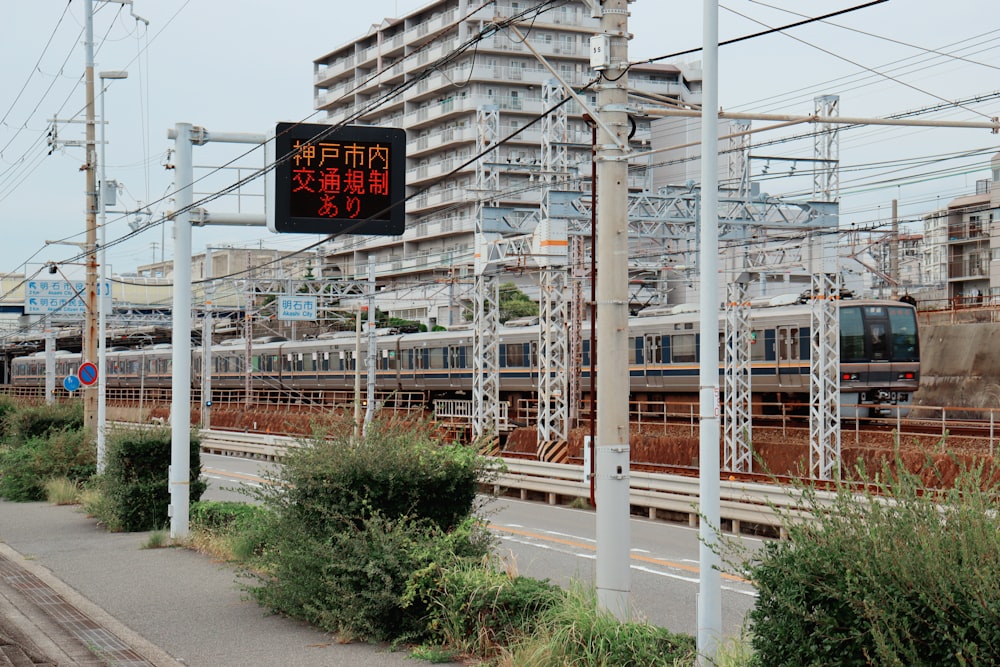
311,0,701,324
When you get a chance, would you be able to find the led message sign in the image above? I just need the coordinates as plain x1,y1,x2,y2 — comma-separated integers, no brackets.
268,122,405,235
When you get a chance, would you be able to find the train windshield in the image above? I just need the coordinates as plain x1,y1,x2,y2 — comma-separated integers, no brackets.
840,304,919,362
888,306,919,362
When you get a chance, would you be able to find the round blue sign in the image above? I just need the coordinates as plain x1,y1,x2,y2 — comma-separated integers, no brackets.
63,375,81,392
78,362,98,386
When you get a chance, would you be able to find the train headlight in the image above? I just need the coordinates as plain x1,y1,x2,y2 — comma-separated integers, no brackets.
841,373,858,382
897,372,915,380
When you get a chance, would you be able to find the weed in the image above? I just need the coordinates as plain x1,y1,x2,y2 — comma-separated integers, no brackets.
44,476,80,505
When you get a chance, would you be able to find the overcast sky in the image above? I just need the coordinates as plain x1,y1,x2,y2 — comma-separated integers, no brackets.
1,0,997,280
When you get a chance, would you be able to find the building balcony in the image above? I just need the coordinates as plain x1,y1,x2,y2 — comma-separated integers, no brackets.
314,54,355,87
409,125,477,159
407,156,475,186
948,258,989,280
403,7,458,46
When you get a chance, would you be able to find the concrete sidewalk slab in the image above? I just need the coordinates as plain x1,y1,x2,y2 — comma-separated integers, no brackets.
0,501,417,666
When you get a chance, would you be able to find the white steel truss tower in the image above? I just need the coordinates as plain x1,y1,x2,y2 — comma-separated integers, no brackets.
813,95,840,202
536,79,571,460
809,272,841,480
473,106,502,444
723,281,753,473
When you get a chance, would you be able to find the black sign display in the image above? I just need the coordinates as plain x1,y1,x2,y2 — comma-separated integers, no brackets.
270,123,405,235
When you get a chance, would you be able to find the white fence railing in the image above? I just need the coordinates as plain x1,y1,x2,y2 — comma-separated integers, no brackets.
198,429,825,533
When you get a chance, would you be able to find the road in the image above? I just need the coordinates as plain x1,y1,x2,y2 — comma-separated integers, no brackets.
201,453,759,639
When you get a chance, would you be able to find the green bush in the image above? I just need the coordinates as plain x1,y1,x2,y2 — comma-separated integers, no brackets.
2,402,83,445
743,458,1000,666
0,429,94,501
277,416,493,534
99,427,205,532
191,500,267,532
248,512,490,643
0,396,19,440
245,416,496,643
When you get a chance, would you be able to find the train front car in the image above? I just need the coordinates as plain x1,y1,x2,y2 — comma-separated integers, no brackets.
839,300,919,418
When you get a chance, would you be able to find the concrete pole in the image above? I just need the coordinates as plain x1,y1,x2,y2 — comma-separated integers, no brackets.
97,69,126,474
364,261,377,431
201,247,213,430
354,301,362,440
83,0,98,435
697,0,723,662
594,0,631,621
169,122,193,539
45,329,55,404
97,76,108,473
891,199,899,299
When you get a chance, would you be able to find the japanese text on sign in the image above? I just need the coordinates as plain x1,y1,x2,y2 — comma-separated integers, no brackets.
277,295,318,321
269,123,405,236
290,140,391,221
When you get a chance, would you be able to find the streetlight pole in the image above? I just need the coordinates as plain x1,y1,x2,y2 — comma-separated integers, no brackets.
97,69,127,474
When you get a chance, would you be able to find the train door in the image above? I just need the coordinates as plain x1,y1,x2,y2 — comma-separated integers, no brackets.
775,325,802,388
644,334,663,391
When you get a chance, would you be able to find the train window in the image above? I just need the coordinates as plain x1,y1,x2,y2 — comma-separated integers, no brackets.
582,340,591,366
869,322,889,360
888,307,918,361
448,346,464,369
429,348,446,369
629,337,641,365
840,307,866,361
671,333,696,363
751,329,767,361
644,335,662,364
128,360,139,374
777,327,799,361
505,343,527,367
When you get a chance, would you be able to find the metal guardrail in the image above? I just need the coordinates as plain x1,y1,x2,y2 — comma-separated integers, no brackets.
200,429,291,461
198,429,823,533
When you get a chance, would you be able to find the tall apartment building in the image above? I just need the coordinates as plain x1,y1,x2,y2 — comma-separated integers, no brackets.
918,151,1000,306
312,0,701,324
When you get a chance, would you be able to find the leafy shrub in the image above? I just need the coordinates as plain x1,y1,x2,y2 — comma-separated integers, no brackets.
248,512,490,643
742,457,1000,667
276,415,494,534
99,427,205,532
0,396,19,440
2,402,83,445
191,500,266,532
245,416,496,643
0,429,94,501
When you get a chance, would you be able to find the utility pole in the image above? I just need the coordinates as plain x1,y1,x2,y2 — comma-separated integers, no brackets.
83,0,98,435
364,261,377,432
891,199,899,299
593,0,631,621
698,1,723,662
202,247,214,430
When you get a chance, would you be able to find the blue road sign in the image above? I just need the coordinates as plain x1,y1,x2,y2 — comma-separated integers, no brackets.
78,362,98,386
63,375,81,392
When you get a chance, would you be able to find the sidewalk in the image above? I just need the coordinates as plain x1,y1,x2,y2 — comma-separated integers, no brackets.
0,501,416,666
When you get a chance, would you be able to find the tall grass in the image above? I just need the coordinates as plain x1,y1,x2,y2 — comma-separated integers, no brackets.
501,583,696,667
